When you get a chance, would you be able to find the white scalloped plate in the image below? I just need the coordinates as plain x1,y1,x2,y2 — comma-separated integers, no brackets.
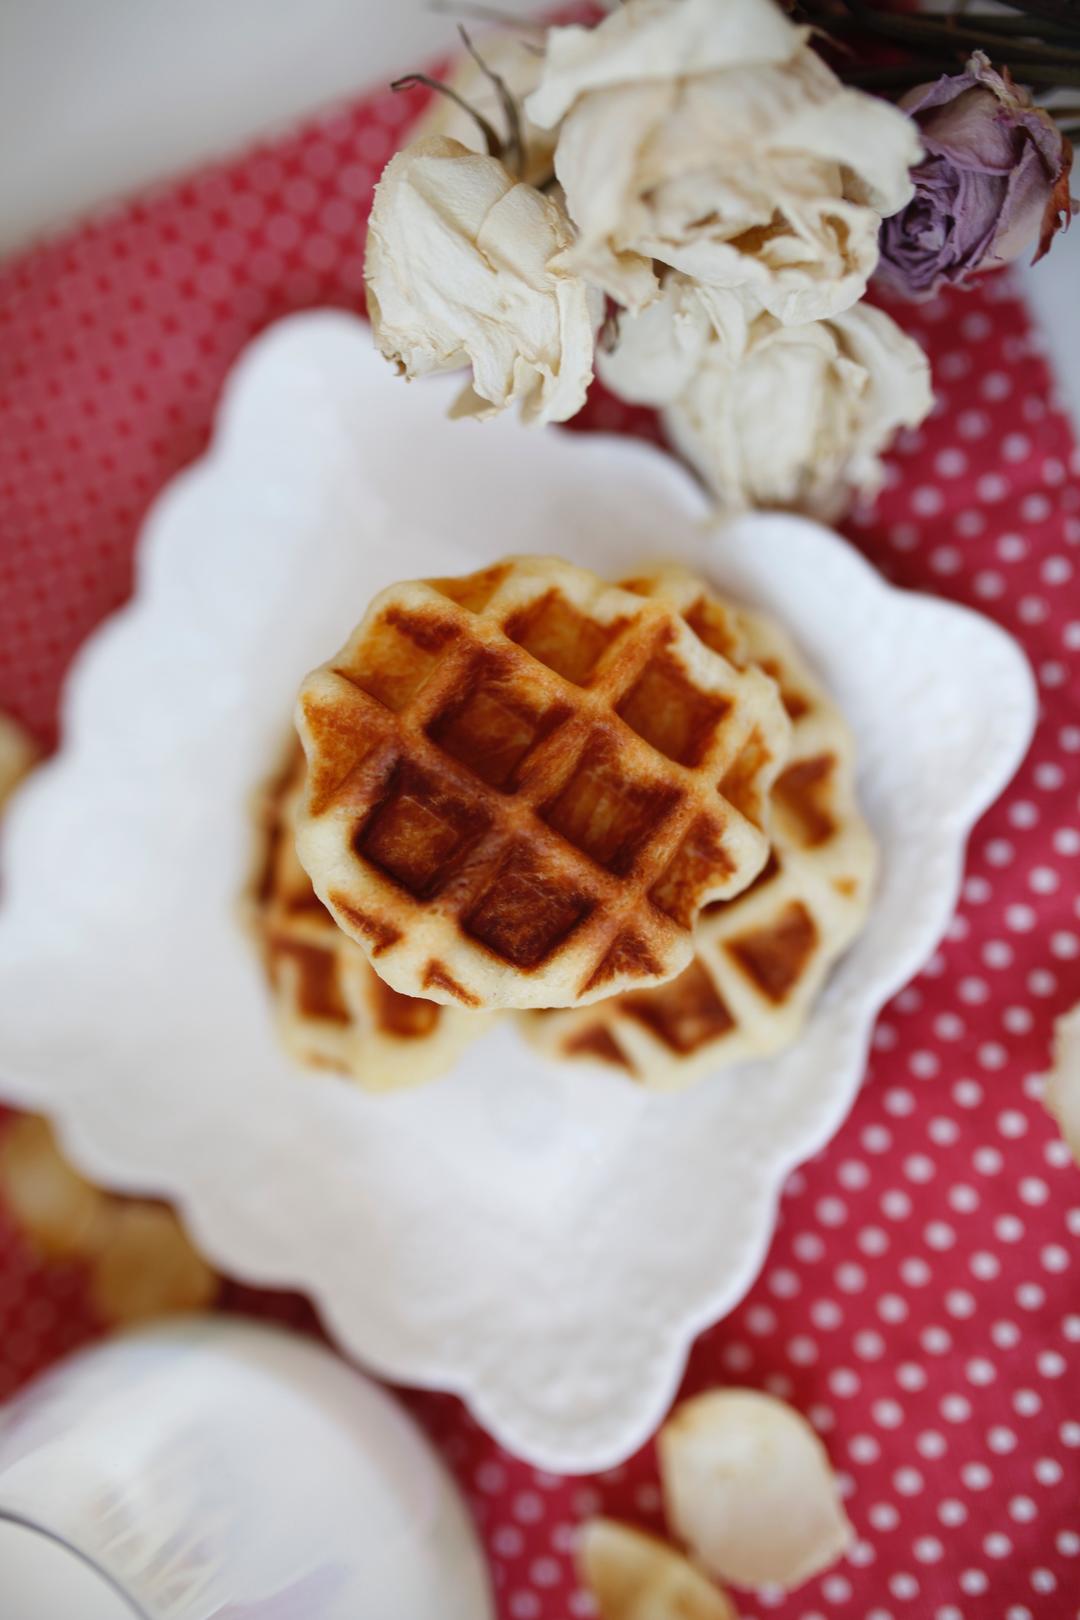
0,313,1035,1472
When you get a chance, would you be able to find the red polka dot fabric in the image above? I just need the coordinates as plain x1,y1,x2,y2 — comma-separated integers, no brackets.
1,76,1079,1620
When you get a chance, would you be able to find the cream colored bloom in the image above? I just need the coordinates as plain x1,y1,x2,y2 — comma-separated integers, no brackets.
1045,1003,1080,1169
600,276,932,515
364,136,599,425
528,0,922,322
408,28,556,189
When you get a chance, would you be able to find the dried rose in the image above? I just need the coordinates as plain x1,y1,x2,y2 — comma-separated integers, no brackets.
877,51,1076,298
364,136,600,424
526,0,921,322
408,28,557,190
599,275,932,516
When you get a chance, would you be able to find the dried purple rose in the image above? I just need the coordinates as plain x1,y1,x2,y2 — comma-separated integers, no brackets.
877,50,1075,299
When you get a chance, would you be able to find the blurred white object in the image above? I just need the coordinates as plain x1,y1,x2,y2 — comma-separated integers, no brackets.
0,312,1034,1471
0,1318,493,1620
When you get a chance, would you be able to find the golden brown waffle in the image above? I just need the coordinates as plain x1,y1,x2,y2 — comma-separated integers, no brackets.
523,570,877,1088
295,556,790,1010
250,746,490,1090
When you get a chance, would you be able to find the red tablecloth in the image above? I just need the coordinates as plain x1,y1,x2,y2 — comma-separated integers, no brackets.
2,74,1079,1620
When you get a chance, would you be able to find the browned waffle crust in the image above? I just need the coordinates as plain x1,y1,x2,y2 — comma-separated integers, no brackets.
523,570,878,1087
295,556,791,1009
248,743,489,1089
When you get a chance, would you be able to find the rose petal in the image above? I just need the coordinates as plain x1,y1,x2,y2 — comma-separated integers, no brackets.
0,1115,107,1260
0,710,39,811
579,1519,737,1620
364,137,598,424
659,1389,854,1589
1044,1003,1080,1168
527,0,799,130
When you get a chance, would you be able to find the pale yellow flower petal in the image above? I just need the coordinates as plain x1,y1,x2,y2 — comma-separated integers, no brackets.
579,1519,738,1620
660,1390,853,1590
364,137,597,424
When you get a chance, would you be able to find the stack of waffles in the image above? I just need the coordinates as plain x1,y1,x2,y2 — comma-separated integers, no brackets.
248,556,876,1093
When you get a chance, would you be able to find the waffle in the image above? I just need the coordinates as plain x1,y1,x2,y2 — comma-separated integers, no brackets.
523,570,877,1087
295,556,790,1010
249,745,489,1090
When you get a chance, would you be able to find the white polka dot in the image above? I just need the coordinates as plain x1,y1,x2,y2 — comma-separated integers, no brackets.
983,1532,1012,1558
916,1429,946,1458
988,1426,1017,1454
859,1226,890,1257
894,1468,924,1497
1009,1495,1037,1522
925,1221,956,1250
850,1433,879,1464
922,1325,952,1355
960,1568,988,1595
1006,904,1037,932
873,1399,904,1429
996,1213,1024,1242
974,568,1005,598
890,1572,920,1600
767,1263,803,1302
1020,1177,1050,1206
884,1088,915,1117
974,1146,1003,1174
817,1196,848,1227
1034,1455,1063,1486
928,1116,960,1146
838,1159,871,1191
1017,1282,1045,1310
746,1304,778,1335
788,1335,818,1366
855,1330,886,1361
956,1080,985,1109
1041,1245,1069,1274
869,1502,899,1532
1031,1568,1056,1594
966,1357,996,1386
941,1394,971,1422
879,1293,908,1323
938,1499,967,1526
901,1257,932,1287
836,1263,867,1293
1014,1388,1041,1416
831,1368,861,1398
1057,1530,1080,1556
971,1251,1000,1281
793,1232,825,1262
946,1289,976,1319
991,1317,1019,1348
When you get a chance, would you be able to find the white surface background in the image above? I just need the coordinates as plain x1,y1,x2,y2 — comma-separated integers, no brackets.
0,0,1076,423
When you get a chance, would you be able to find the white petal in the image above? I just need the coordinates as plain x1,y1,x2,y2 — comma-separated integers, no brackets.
528,0,800,128
597,276,713,405
364,137,596,425
659,1389,854,1588
579,1519,737,1620
1045,1003,1080,1168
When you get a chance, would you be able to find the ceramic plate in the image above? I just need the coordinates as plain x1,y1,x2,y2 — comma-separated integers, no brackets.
0,313,1035,1470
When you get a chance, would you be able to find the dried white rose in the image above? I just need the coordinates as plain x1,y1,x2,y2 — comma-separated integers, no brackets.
659,1388,854,1590
364,136,599,425
1044,1003,1080,1168
601,275,931,515
527,0,922,322
579,1519,737,1620
408,28,556,189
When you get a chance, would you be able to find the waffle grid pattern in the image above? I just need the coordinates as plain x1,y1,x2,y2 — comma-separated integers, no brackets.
296,557,789,1009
